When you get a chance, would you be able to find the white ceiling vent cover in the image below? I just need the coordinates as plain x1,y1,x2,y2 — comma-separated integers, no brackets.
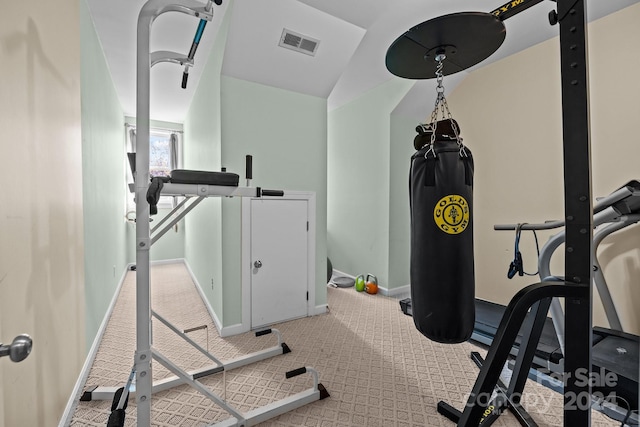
278,29,320,56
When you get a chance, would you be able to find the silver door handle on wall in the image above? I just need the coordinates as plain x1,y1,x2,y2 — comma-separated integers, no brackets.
254,260,263,268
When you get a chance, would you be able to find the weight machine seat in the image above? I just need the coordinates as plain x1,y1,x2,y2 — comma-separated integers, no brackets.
127,153,240,188
169,169,239,186
146,170,240,214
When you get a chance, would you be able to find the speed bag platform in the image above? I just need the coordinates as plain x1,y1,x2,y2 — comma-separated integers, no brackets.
409,139,475,344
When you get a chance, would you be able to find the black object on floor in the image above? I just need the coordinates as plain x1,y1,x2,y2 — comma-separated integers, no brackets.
399,298,412,316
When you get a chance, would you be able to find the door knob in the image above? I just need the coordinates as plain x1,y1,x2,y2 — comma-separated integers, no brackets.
0,334,33,363
254,260,263,268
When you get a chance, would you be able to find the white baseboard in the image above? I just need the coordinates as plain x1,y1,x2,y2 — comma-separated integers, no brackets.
331,268,355,279
219,323,248,337
331,269,410,298
313,304,328,315
379,284,410,298
186,259,328,337
181,259,253,338
182,259,227,336
150,258,185,266
59,265,130,427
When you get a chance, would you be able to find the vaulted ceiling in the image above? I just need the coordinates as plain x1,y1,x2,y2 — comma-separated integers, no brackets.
86,0,639,123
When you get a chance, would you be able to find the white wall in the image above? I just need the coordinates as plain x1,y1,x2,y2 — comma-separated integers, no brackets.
0,0,86,425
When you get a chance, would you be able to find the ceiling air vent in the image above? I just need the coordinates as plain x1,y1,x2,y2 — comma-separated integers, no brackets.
278,29,320,56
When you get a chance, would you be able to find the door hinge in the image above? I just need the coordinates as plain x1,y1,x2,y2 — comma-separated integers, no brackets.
306,291,309,301
306,221,309,231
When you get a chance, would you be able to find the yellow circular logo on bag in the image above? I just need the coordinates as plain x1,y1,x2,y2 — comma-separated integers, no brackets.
433,195,470,234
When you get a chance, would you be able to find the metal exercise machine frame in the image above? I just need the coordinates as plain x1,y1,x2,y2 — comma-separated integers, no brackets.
135,3,214,424
486,188,640,426
494,183,639,356
131,1,328,426
81,326,290,402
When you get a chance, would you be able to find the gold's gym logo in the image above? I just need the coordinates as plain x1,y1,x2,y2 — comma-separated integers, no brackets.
433,195,470,235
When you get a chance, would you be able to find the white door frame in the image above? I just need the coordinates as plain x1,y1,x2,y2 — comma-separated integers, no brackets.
241,191,316,332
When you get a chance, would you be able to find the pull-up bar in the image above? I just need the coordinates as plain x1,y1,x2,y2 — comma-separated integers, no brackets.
128,2,326,426
181,0,222,88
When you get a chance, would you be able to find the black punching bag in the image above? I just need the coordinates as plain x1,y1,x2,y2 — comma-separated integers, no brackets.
409,120,475,344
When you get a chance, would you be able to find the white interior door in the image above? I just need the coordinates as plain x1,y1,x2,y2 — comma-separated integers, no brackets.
250,198,308,328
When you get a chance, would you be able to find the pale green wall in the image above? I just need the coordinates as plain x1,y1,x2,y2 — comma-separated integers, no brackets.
182,5,231,319
183,6,328,327
220,76,328,325
124,208,186,263
80,0,128,348
388,112,419,288
327,79,413,290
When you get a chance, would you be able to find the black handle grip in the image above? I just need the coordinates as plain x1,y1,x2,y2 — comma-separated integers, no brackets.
285,367,307,379
246,155,253,180
106,409,126,427
181,72,189,89
262,189,284,197
214,0,222,4
255,328,272,337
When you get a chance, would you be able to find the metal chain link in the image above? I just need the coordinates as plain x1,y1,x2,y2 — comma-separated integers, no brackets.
430,54,452,124
421,53,467,158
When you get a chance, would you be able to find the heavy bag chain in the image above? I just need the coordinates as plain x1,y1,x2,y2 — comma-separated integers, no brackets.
421,53,468,159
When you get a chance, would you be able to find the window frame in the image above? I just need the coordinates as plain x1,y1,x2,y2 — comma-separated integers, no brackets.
125,125,183,213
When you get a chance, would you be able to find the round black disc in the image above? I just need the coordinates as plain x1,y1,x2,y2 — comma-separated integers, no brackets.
385,12,506,79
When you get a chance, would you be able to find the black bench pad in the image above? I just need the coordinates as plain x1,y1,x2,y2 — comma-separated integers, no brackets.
170,170,239,187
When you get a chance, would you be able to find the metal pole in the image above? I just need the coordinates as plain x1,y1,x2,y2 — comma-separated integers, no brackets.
135,2,153,424
135,2,213,424
557,0,593,424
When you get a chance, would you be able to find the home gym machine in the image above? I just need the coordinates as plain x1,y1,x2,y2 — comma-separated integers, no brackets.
387,0,617,425
103,1,328,426
488,181,639,423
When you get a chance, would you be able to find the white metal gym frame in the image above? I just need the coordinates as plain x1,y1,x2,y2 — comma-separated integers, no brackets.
81,325,291,402
127,1,328,425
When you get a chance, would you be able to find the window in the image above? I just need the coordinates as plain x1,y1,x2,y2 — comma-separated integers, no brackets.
125,125,182,214
150,132,173,178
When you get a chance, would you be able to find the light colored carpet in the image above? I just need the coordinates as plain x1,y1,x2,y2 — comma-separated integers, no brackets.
68,262,618,426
